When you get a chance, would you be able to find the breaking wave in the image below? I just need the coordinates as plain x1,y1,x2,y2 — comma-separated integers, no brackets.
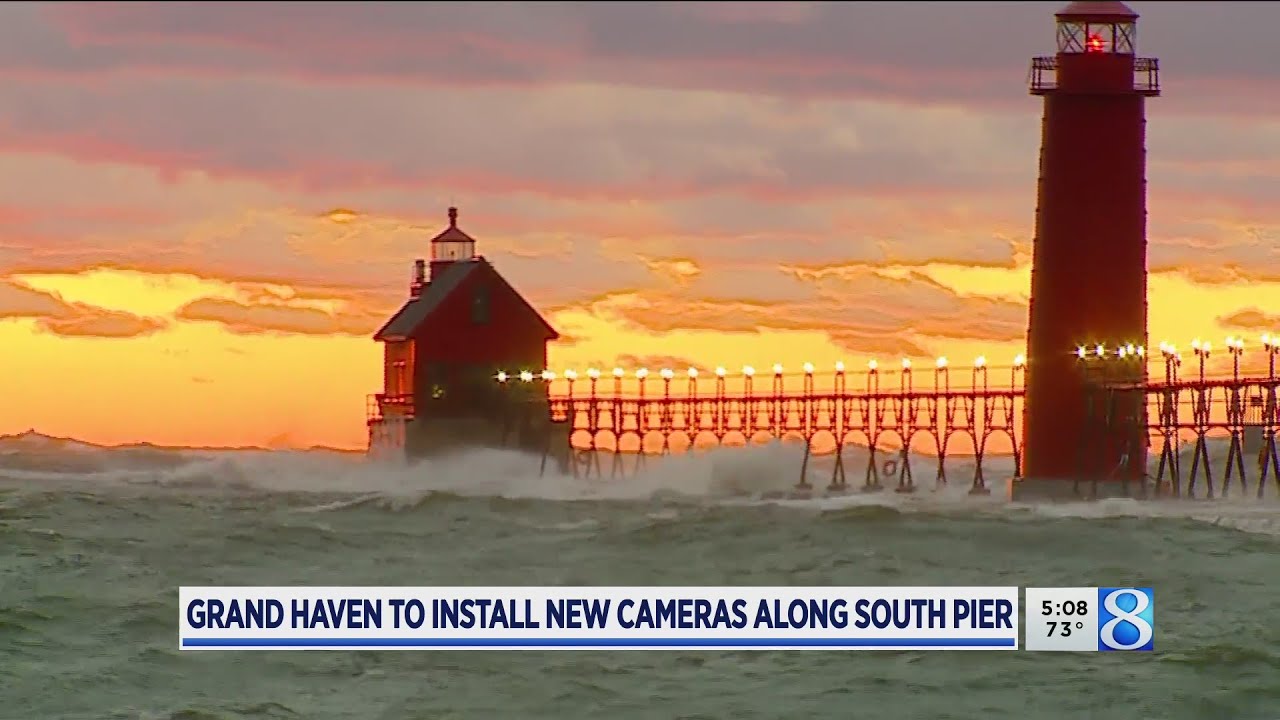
2,430,1280,535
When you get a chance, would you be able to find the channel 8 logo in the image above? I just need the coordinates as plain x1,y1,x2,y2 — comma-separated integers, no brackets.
1097,587,1154,651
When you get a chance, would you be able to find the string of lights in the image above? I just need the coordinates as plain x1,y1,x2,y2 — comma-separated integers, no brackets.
495,355,1026,387
494,336,1280,391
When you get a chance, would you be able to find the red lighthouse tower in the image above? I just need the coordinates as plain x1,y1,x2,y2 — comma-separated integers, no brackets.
1018,1,1160,499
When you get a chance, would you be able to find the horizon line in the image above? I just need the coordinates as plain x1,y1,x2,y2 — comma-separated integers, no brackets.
0,428,362,454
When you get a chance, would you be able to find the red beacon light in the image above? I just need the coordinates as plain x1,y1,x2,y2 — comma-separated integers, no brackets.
1086,34,1106,52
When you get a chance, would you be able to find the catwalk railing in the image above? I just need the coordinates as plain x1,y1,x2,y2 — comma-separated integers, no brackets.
502,361,1023,495
488,345,1280,500
1027,55,1160,96
1096,342,1280,500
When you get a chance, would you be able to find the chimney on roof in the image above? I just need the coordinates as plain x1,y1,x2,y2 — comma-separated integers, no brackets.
410,258,426,298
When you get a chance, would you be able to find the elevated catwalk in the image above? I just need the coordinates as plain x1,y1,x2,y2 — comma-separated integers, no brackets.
481,343,1280,502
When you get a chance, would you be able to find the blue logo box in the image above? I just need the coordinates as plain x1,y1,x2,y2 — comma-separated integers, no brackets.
1097,587,1154,651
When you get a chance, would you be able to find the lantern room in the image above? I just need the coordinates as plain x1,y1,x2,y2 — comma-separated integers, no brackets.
1054,1,1137,55
1029,1,1159,97
430,206,477,279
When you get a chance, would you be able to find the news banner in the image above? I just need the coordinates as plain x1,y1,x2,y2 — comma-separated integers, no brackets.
179,586,1154,651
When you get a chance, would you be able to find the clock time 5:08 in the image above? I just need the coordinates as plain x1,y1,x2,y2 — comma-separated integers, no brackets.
1041,600,1088,616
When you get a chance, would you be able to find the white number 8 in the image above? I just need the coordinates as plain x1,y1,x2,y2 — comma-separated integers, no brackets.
1100,589,1152,650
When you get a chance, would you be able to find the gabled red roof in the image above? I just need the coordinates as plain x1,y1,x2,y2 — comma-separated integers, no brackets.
375,207,558,343
374,258,558,342
373,260,479,341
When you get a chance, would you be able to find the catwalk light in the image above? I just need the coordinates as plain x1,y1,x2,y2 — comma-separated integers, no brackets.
865,360,874,372
743,366,755,377
687,367,698,378
1013,354,1026,368
613,368,624,378
902,358,912,370
715,366,727,377
803,362,815,375
974,356,986,368
495,371,509,383
660,368,674,380
772,364,783,376
520,371,534,382
636,368,649,379
564,370,578,380
587,368,601,379
541,370,556,381
936,357,948,369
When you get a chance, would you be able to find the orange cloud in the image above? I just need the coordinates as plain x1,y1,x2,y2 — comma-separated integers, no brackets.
38,309,166,338
641,257,702,284
0,278,166,338
1151,261,1280,288
824,331,931,360
560,264,1023,360
0,279,71,318
175,296,384,337
322,207,361,223
1219,308,1280,332
612,353,703,372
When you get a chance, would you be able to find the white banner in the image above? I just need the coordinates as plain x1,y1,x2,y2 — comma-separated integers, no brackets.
179,586,1019,651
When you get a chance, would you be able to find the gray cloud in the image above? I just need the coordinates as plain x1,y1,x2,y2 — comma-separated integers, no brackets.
0,1,1275,311
1,2,1271,111
0,75,1042,200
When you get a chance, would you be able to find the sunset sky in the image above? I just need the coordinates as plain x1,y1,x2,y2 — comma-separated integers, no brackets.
2,1,1279,450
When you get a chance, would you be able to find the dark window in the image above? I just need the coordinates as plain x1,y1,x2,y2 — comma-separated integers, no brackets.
391,360,408,396
426,363,448,401
471,287,490,325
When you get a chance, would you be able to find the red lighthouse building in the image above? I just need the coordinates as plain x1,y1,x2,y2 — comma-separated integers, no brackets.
1018,1,1160,499
367,207,563,460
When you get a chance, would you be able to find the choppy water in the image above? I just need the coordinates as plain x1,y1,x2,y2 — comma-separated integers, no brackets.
2,433,1280,719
